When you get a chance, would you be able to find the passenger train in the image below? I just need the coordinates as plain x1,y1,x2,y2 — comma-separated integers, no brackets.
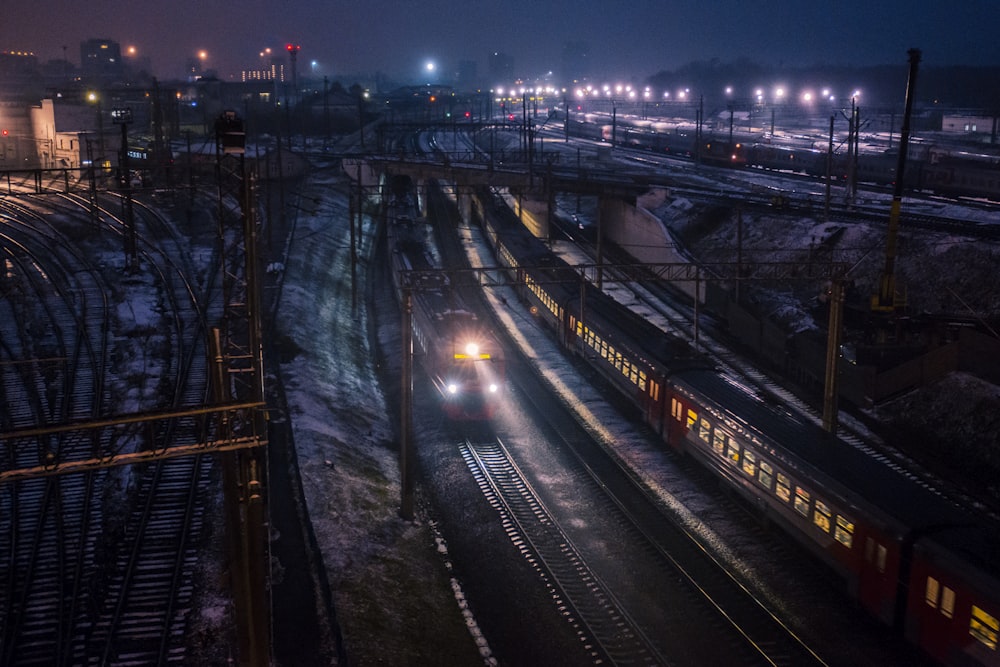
386,176,504,420
569,117,1000,201
471,186,1000,666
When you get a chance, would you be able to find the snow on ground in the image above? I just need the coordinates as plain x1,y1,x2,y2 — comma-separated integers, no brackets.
273,169,484,664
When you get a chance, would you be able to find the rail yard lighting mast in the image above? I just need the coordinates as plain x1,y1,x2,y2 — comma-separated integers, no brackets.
872,49,921,318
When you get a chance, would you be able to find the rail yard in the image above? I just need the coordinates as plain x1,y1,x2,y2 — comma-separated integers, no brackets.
1,105,999,667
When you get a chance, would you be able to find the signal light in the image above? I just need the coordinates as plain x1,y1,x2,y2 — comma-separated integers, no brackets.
464,111,471,118
1,129,7,136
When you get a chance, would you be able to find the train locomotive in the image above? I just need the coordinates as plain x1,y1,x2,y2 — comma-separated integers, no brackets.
473,187,1000,666
387,178,504,420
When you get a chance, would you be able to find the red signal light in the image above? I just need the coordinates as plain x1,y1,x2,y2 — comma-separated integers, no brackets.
1,129,7,136
464,111,471,118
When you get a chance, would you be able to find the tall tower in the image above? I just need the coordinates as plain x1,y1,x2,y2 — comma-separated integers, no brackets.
285,43,300,106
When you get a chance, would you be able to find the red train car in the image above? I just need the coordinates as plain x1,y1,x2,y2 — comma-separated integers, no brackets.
906,527,1000,666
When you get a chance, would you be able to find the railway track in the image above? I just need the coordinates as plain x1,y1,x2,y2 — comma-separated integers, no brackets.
0,185,225,665
460,438,664,666
460,433,829,666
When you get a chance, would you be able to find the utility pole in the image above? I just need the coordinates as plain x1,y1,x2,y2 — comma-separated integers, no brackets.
872,48,922,316
112,107,138,272
213,110,270,667
285,43,300,150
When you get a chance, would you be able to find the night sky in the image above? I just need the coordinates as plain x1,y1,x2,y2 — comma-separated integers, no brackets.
5,0,999,83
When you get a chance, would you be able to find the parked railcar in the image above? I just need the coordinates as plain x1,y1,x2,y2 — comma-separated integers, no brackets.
475,186,1000,666
567,117,1000,200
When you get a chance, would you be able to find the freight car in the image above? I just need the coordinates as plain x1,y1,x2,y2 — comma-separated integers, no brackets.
474,186,1000,666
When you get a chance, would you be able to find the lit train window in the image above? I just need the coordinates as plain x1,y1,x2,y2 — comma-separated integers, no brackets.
699,418,711,443
742,450,757,477
713,430,726,457
758,461,773,489
941,587,955,619
686,409,697,430
639,371,648,393
834,515,854,548
813,500,832,533
671,398,682,421
726,438,740,465
775,473,791,502
794,487,811,517
970,606,998,649
926,577,940,607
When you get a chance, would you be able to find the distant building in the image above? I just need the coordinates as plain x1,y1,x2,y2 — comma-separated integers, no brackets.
0,51,49,102
29,99,94,168
80,39,124,82
941,113,998,140
242,48,286,84
0,51,40,83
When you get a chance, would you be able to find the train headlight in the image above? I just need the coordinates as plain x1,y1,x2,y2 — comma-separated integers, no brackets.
488,383,498,393
465,342,479,357
447,383,459,395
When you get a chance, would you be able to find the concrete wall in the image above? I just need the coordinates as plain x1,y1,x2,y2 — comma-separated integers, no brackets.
601,188,704,302
499,189,549,238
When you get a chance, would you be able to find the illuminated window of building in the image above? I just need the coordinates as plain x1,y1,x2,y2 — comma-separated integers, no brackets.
712,430,725,457
758,461,773,489
834,515,854,548
699,418,711,443
813,499,831,532
776,473,791,502
970,606,999,649
742,449,757,477
794,487,810,517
